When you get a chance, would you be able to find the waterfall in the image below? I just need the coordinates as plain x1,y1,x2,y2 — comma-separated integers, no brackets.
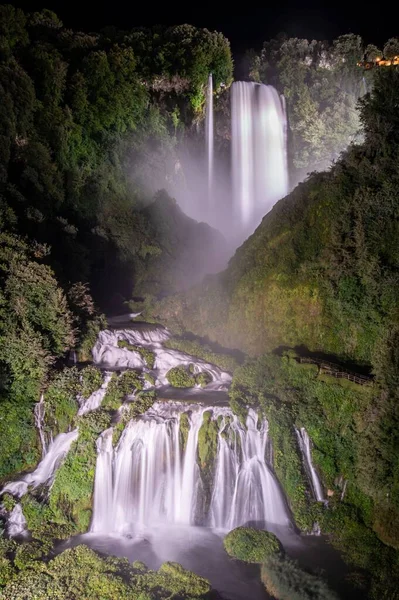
34,394,47,458
91,428,114,533
91,403,291,534
206,73,214,209
7,504,27,537
92,326,231,389
295,428,325,502
78,371,113,416
209,410,289,529
231,81,288,232
1,429,78,499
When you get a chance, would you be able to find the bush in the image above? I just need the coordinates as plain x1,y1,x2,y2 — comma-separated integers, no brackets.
195,371,212,387
166,365,196,388
261,555,339,600
224,527,282,563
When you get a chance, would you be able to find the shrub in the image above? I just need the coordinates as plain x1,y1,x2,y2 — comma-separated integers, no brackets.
224,527,282,563
195,371,212,387
166,366,196,388
261,555,339,600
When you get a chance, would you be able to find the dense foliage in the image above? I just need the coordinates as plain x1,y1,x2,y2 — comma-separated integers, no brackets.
0,4,233,312
248,34,398,176
223,527,282,563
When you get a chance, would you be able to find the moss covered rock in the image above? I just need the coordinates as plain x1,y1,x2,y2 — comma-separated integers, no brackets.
166,366,196,388
224,527,282,563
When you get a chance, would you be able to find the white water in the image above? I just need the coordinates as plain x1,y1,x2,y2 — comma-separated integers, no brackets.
91,403,290,534
7,503,27,537
296,427,325,502
78,371,113,416
1,429,78,499
206,73,214,210
210,409,289,529
34,394,47,458
92,326,231,389
231,81,288,234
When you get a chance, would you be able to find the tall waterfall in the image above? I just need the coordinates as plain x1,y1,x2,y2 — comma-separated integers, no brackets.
296,428,325,502
231,82,288,232
91,403,290,534
205,73,214,209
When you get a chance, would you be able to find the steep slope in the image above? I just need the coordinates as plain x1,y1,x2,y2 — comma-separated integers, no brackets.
135,190,229,297
155,68,399,378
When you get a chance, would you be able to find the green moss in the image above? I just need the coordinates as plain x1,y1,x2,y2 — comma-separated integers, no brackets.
197,410,218,511
166,366,196,388
261,555,339,600
224,527,282,563
117,340,155,369
179,412,190,451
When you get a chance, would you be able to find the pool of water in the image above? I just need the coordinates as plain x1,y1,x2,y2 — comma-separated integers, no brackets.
59,524,359,600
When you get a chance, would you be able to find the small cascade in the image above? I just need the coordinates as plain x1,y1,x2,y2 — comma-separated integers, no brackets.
34,394,47,458
92,326,231,389
296,427,325,502
90,403,291,534
7,504,27,537
1,429,78,499
231,81,288,234
205,73,214,209
91,428,114,533
78,371,113,416
209,410,289,529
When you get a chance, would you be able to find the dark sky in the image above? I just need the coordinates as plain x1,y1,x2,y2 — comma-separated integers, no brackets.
9,0,397,54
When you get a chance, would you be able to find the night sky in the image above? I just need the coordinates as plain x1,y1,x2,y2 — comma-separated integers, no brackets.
8,0,397,55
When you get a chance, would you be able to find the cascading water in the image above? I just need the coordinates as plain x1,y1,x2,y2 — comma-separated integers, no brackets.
1,429,78,499
7,504,27,537
92,325,231,389
205,73,214,210
34,394,48,458
78,371,113,416
91,403,290,534
295,427,325,502
231,81,288,234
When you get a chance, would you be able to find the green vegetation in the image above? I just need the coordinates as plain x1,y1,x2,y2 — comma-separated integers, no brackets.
166,365,196,388
228,352,399,598
102,371,144,410
179,412,191,451
195,371,212,387
261,555,339,600
118,340,155,369
224,527,282,563
164,337,240,372
155,68,399,374
0,544,212,599
197,411,218,510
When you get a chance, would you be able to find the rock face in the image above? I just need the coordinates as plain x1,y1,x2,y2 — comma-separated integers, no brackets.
135,190,230,297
